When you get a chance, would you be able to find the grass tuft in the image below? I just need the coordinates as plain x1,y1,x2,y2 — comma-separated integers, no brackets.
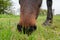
0,14,60,40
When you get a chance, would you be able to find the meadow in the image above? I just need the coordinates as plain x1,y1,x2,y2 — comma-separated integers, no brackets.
0,14,60,40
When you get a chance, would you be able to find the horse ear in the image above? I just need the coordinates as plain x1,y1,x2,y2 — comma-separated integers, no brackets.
19,0,20,4
19,0,24,5
37,0,42,8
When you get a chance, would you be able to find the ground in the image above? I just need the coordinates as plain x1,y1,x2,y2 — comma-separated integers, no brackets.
0,14,60,40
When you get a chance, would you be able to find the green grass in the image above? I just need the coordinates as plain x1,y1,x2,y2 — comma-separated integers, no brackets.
0,14,60,40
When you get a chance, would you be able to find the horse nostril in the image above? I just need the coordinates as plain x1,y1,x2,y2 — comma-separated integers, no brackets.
33,25,37,30
28,25,37,32
17,24,22,32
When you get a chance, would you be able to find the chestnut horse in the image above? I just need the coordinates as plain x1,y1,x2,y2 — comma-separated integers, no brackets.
17,0,53,35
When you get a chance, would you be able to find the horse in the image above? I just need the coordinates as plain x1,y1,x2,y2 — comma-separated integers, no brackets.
17,0,53,35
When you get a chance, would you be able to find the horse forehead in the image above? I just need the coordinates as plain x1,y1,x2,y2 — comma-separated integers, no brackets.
27,0,40,1
21,0,40,3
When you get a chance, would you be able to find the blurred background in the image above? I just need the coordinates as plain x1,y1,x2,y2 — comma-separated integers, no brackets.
0,0,60,15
